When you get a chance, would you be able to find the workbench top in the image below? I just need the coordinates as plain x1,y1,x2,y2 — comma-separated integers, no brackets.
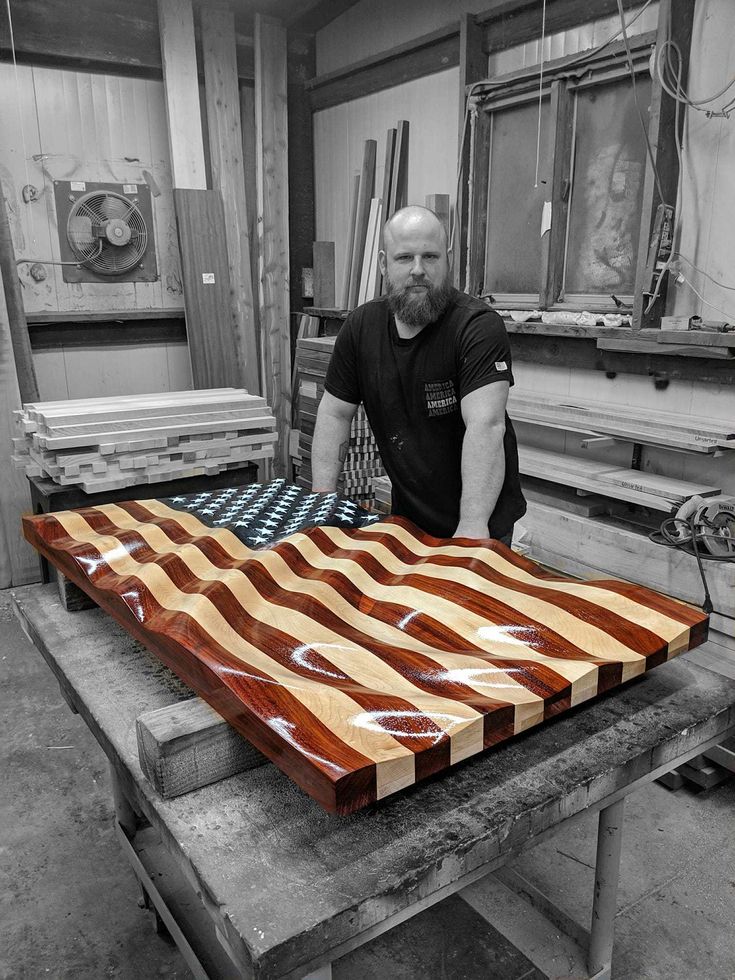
13,583,735,979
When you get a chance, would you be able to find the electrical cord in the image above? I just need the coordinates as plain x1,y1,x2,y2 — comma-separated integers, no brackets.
649,515,735,615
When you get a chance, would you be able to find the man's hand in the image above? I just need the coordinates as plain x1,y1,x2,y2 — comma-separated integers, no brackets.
452,520,491,541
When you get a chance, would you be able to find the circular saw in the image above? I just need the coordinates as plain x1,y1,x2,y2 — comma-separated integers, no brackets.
673,495,735,557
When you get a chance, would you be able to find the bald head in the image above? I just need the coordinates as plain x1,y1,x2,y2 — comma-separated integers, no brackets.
383,205,449,253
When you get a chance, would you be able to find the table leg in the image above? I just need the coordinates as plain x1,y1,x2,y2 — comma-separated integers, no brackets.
109,761,138,837
587,796,625,980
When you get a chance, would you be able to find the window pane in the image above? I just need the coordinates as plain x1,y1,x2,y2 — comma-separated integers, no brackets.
564,76,651,296
485,98,551,295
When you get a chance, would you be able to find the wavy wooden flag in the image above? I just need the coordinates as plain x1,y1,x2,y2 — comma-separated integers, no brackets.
23,480,708,814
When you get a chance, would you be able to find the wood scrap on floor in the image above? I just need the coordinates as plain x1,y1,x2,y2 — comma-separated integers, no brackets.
13,388,277,493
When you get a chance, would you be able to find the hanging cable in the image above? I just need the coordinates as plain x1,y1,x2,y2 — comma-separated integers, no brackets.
533,0,547,188
616,0,667,207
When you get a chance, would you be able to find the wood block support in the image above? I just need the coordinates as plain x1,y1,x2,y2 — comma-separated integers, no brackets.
157,0,207,190
255,14,292,477
201,4,260,396
136,697,267,798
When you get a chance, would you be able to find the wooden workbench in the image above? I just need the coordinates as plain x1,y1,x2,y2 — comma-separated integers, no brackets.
13,583,735,980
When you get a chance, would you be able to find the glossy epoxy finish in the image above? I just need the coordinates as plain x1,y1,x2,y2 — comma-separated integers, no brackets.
23,481,708,814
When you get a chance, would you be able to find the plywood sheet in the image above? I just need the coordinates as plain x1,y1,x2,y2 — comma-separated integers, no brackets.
24,479,708,815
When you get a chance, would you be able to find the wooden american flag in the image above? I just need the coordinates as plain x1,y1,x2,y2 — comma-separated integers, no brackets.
23,480,709,815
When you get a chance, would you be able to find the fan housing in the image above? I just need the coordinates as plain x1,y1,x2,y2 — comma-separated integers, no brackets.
54,180,158,284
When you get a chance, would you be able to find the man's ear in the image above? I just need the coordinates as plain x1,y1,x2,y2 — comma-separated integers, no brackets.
378,250,387,275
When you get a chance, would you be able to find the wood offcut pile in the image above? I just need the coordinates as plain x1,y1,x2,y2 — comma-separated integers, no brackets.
13,388,277,493
293,336,385,503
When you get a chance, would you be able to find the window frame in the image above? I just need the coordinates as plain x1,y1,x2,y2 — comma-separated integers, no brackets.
464,32,657,318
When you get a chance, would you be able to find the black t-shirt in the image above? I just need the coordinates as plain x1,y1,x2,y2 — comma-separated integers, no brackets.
324,289,526,539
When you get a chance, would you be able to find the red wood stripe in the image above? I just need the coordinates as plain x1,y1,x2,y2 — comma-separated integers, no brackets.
121,502,581,713
76,509,454,776
334,523,675,656
395,516,705,629
22,515,379,812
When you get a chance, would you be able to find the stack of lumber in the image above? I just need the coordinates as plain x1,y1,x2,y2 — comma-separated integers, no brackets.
343,121,409,310
293,336,385,503
518,446,721,513
12,389,276,494
372,475,392,515
508,392,735,454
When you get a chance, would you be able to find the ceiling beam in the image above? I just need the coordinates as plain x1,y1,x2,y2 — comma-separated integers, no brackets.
0,0,255,79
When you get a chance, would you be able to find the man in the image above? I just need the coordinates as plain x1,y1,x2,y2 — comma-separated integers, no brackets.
311,205,525,544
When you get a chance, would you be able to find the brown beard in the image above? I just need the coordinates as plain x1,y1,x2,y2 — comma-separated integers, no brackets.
384,272,454,327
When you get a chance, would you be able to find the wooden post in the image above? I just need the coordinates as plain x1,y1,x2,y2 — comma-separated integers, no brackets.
255,14,292,478
456,13,486,288
201,4,260,396
157,0,207,190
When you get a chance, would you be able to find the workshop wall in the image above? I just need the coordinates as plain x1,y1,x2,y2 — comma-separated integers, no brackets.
313,68,460,302
314,0,735,499
0,63,191,398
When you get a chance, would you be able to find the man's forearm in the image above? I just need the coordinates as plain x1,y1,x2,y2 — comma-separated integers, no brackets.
311,410,352,491
454,421,505,538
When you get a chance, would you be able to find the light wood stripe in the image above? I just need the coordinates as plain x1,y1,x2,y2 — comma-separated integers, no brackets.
362,521,691,648
93,503,487,764
315,526,648,666
123,502,553,720
50,510,416,798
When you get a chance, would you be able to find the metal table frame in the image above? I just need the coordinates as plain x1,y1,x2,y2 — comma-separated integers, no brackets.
13,584,735,980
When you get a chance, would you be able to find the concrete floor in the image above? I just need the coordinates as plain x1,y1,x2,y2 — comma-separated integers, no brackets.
1,586,734,980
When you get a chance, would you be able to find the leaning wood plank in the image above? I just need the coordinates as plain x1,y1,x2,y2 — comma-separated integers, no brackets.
255,14,292,478
174,188,243,390
341,173,361,310
157,0,207,189
388,120,409,218
357,198,380,306
202,6,260,397
347,139,377,310
0,281,36,586
23,480,708,815
136,697,267,798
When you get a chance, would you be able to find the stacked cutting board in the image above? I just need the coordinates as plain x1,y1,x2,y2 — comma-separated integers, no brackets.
293,336,385,503
13,389,277,494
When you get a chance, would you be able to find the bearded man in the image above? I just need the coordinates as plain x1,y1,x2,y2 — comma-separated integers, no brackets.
311,205,525,544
